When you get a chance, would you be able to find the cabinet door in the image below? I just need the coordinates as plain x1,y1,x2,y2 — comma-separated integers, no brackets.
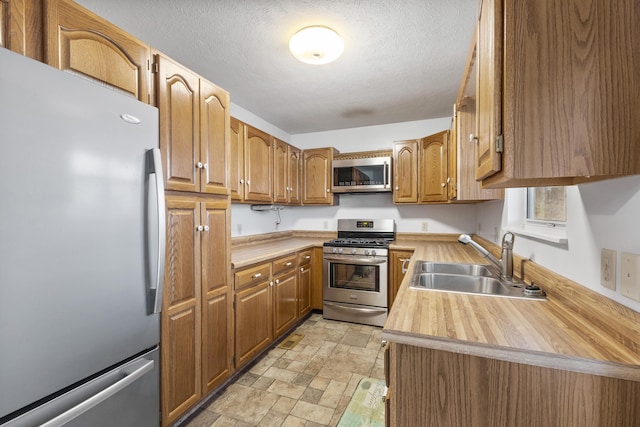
273,269,298,338
229,117,245,202
1,0,43,60
273,138,289,204
311,247,324,310
393,140,419,203
200,198,232,394
298,264,312,317
244,126,273,203
448,110,458,200
288,146,302,205
419,131,449,203
162,196,201,426
44,0,151,103
303,147,334,205
389,250,413,309
156,54,200,193
200,79,230,195
235,280,272,368
475,0,503,180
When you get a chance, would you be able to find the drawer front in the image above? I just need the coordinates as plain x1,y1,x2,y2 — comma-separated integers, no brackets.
272,253,298,275
234,262,272,289
298,249,313,267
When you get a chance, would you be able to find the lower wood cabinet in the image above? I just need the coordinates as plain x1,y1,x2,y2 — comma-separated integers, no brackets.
388,250,414,309
161,193,232,427
234,247,317,370
387,343,640,426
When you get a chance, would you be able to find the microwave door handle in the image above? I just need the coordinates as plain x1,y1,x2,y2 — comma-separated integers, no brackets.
383,161,388,188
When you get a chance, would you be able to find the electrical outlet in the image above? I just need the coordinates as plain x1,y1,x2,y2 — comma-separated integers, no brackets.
620,252,640,302
600,249,616,290
421,221,428,232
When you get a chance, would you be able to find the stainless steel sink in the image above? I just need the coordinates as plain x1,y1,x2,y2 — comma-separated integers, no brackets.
409,261,546,300
419,261,495,277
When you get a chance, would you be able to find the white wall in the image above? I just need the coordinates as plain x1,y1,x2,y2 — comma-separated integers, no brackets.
476,175,640,312
231,116,479,237
231,102,291,142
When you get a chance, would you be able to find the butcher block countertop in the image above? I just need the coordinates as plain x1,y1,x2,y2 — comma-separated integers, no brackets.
384,236,640,382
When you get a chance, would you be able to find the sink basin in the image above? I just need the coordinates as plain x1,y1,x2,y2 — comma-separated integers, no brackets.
419,261,495,277
409,272,546,300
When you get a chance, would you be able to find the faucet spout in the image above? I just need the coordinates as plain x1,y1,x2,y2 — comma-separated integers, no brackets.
457,233,514,281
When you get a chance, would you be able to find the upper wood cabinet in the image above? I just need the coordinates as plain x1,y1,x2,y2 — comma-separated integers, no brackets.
44,0,152,103
474,0,640,188
1,0,44,60
155,53,230,195
303,147,338,205
244,125,273,203
229,117,246,202
393,140,419,203
418,131,449,203
273,138,289,204
288,145,302,205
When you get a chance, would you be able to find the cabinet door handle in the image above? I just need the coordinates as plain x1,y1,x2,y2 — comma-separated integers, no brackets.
196,225,204,231
441,182,446,188
469,133,478,143
284,262,292,267
240,179,244,184
196,162,203,169
247,180,251,185
275,279,280,284
203,163,208,169
269,281,273,287
304,256,311,259
203,225,209,231
395,186,399,190
252,272,262,279
326,189,330,193
401,258,411,274
300,268,304,272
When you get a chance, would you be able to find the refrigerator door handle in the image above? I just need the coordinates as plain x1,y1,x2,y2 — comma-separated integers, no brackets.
39,360,155,427
146,148,166,314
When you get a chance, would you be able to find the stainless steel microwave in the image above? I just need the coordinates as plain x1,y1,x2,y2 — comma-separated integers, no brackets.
331,157,392,193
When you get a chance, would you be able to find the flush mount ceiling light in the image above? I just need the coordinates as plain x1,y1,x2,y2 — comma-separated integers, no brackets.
289,26,344,65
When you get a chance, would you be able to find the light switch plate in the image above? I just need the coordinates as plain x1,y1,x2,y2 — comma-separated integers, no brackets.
620,252,640,302
600,249,616,290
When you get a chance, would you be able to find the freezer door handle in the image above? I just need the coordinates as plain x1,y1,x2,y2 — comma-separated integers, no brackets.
39,360,155,427
146,148,166,314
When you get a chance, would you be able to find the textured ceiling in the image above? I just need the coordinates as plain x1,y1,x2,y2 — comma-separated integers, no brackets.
74,0,478,135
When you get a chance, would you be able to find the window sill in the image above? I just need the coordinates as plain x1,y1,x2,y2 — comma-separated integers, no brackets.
506,227,568,245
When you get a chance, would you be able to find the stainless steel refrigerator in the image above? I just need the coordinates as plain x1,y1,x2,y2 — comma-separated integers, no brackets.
0,48,165,426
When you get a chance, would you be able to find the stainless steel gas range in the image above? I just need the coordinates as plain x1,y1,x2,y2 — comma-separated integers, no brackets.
322,219,395,327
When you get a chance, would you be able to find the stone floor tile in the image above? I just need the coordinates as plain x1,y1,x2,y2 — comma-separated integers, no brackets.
184,409,220,427
210,414,240,426
263,366,299,382
281,415,307,427
251,376,275,390
235,372,260,387
208,384,279,424
287,360,308,373
249,355,278,375
308,376,331,391
267,379,307,399
259,409,288,427
290,400,335,425
299,386,324,404
292,372,314,387
272,395,297,414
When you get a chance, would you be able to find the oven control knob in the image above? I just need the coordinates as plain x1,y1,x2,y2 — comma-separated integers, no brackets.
371,250,377,257
338,248,344,254
364,250,370,256
351,248,357,255
332,247,338,254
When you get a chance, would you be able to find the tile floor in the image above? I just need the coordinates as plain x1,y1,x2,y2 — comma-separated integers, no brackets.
181,313,385,426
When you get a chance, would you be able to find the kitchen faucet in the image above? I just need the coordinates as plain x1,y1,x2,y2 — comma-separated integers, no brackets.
458,232,515,281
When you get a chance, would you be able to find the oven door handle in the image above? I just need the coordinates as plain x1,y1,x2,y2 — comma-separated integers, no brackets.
323,256,387,265
324,301,387,315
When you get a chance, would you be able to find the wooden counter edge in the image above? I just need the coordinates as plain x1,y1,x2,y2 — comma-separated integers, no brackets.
381,329,640,382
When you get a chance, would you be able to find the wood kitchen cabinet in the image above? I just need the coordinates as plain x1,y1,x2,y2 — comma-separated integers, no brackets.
229,117,245,202
44,0,152,103
474,0,640,188
418,131,449,203
1,0,44,60
162,194,232,427
387,343,640,426
393,140,419,203
272,253,299,338
311,247,324,310
244,125,273,203
273,138,302,205
288,145,302,205
388,250,413,309
393,131,450,204
303,147,338,205
156,53,230,195
234,261,273,369
297,249,313,317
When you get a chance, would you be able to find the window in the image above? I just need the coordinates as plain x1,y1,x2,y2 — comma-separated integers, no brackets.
526,186,566,224
505,186,568,244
